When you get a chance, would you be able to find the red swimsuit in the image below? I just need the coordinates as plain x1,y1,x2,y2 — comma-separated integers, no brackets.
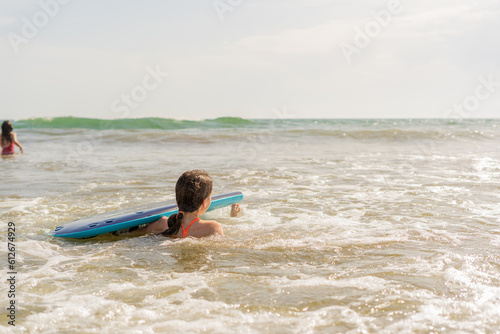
1,142,14,155
182,218,200,237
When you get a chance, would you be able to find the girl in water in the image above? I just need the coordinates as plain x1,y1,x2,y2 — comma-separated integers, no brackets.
140,170,240,238
1,120,23,155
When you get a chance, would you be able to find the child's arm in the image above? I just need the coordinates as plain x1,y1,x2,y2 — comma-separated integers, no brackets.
230,203,241,217
12,133,23,154
115,216,168,237
140,216,169,234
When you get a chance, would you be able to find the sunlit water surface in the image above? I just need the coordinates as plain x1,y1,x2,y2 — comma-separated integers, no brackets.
1,119,499,333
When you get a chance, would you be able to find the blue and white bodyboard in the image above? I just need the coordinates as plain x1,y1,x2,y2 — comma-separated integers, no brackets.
50,191,243,239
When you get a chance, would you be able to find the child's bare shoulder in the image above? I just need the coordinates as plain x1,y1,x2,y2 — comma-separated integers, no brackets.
198,220,223,237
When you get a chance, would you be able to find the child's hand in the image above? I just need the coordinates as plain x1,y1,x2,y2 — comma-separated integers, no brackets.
230,203,241,217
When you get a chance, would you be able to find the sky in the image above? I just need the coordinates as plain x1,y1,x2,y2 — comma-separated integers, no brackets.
1,0,500,120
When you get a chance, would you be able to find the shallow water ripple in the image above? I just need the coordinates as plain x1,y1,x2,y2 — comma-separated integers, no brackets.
1,119,499,333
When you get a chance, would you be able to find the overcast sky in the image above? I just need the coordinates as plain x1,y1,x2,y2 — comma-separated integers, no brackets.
1,0,500,120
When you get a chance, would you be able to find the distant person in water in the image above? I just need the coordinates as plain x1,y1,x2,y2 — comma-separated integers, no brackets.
139,170,240,238
1,121,23,155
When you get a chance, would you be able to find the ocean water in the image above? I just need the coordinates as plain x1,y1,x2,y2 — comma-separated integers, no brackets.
1,117,499,333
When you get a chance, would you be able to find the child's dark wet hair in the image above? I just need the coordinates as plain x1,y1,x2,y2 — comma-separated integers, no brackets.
162,170,213,236
1,120,13,144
